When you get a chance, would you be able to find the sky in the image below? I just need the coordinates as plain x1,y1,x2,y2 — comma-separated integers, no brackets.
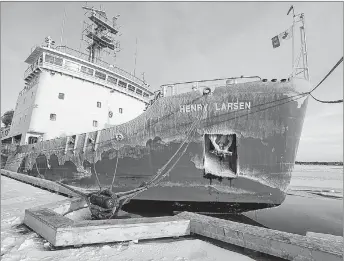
1,2,343,162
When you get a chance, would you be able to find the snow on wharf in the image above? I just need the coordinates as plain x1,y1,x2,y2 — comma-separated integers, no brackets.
1,176,256,261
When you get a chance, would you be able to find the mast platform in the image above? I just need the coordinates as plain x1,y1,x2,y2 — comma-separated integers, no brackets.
85,32,115,50
88,14,118,35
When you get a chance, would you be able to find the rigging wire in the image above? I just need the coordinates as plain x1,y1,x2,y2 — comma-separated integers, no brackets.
307,56,343,104
60,8,67,46
309,57,343,94
2,93,307,167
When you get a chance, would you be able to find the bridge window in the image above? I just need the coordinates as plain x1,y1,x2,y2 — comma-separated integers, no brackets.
80,66,94,76
55,57,63,66
45,54,54,64
97,102,102,108
50,113,56,121
118,81,127,88
58,93,65,100
65,60,79,72
119,108,123,114
136,88,143,95
143,92,149,98
107,76,117,85
93,120,98,127
95,71,106,80
128,85,135,92
45,54,63,66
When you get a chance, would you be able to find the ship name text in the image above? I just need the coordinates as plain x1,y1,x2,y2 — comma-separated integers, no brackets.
180,102,251,113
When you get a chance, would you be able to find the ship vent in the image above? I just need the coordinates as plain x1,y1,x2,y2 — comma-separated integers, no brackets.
203,134,238,179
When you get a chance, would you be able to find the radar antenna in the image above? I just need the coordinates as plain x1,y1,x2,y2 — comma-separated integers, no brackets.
81,6,121,63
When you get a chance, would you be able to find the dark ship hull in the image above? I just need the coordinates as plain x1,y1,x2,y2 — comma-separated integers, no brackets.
4,78,310,213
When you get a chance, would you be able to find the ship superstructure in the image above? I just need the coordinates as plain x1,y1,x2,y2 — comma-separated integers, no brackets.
2,6,153,145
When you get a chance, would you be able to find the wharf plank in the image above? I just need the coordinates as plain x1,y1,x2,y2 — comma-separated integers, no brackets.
177,212,343,261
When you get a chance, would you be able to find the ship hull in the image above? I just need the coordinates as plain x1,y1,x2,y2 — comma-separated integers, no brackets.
4,78,310,213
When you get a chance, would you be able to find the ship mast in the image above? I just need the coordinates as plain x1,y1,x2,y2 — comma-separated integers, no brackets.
289,6,310,82
81,6,120,63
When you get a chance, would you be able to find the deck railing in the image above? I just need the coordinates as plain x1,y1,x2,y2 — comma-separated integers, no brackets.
25,44,148,88
160,76,262,97
55,46,147,87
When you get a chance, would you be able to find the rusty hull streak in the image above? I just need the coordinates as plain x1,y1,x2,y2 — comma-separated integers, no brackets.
4,79,310,213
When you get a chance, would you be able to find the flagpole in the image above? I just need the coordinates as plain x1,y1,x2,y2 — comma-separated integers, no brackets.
287,5,295,78
292,19,295,77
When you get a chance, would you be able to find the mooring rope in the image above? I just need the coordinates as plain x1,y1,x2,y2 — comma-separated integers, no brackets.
110,155,119,191
309,93,343,104
308,56,343,104
93,154,102,191
309,57,343,94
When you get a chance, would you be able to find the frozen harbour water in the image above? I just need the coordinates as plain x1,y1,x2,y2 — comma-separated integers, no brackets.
1,176,259,261
289,165,343,196
243,165,343,237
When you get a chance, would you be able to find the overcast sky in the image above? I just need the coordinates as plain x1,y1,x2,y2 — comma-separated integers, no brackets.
1,2,343,161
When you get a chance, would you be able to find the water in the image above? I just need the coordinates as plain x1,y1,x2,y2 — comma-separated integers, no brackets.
66,165,343,237
243,165,343,236
289,164,343,195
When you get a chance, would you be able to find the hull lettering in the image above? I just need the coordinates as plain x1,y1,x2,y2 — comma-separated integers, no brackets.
181,102,251,113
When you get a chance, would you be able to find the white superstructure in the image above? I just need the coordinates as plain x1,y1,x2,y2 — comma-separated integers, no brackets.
2,8,153,145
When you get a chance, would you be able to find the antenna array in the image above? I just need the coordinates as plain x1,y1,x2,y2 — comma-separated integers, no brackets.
81,6,121,63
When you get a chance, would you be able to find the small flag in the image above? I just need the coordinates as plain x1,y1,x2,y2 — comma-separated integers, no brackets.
272,26,293,48
279,27,292,40
272,35,280,48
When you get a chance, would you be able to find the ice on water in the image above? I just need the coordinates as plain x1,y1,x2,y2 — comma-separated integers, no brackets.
288,165,343,198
